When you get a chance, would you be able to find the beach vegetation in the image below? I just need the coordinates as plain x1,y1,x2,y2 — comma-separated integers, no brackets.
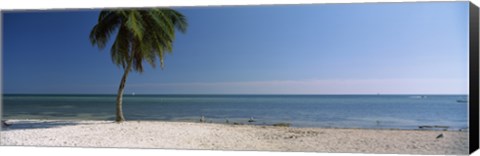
273,123,291,127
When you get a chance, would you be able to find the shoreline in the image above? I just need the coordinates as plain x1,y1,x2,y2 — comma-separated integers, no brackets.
1,118,467,131
0,119,469,155
0,119,464,131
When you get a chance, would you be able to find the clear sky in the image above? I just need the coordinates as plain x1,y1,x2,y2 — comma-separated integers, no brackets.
2,2,469,94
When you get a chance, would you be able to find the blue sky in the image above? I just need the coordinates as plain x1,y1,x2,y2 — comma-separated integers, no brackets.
2,2,469,94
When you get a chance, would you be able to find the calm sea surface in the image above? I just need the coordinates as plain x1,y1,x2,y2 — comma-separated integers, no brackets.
2,94,468,130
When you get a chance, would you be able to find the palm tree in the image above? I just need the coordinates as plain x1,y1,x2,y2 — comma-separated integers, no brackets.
89,9,187,122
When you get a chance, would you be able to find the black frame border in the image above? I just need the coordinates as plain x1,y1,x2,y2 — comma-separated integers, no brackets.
470,2,479,154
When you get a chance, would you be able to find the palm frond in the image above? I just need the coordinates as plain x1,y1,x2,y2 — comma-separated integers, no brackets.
164,9,188,33
90,8,188,72
110,25,131,68
89,10,121,49
124,11,145,41
147,9,175,40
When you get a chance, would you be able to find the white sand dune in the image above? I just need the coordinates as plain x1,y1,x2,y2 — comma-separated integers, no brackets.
0,120,469,155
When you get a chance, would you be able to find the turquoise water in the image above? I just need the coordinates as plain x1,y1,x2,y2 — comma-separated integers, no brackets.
2,94,468,130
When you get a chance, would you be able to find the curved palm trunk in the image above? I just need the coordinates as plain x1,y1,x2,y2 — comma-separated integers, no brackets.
115,60,133,122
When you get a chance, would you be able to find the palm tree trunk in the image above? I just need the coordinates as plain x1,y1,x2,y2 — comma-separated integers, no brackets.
115,61,133,122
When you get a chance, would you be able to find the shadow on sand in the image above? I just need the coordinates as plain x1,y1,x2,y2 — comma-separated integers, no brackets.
1,120,114,131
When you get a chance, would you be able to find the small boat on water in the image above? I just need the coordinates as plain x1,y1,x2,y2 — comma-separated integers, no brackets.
410,95,427,99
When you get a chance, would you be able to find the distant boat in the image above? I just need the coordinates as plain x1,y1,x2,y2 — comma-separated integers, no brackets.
410,95,427,99
457,99,468,103
132,92,136,96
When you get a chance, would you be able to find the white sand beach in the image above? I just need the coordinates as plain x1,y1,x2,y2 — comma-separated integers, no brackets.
0,120,469,155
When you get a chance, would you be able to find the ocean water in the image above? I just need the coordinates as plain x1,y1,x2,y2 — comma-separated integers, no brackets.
1,94,468,130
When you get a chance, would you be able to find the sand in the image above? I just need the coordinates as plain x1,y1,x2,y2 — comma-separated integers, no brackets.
0,120,469,155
